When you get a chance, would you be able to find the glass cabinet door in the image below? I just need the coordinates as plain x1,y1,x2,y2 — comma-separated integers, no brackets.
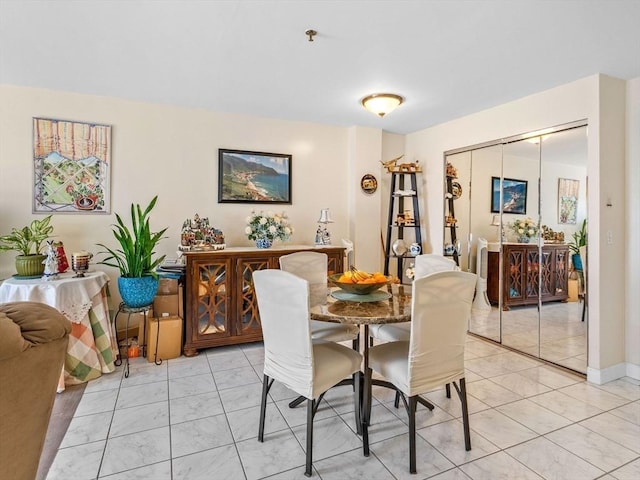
193,259,231,340
235,256,272,337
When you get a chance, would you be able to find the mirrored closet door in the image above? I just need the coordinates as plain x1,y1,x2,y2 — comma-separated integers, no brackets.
444,123,588,374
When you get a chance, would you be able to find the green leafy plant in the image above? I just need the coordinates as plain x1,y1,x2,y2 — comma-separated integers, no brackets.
97,196,168,277
0,216,54,256
568,219,587,255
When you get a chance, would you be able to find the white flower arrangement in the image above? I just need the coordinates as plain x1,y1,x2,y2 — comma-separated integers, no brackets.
245,210,293,242
510,217,539,239
405,262,415,280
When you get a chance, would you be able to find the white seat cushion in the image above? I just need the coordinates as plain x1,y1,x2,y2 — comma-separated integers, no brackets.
310,320,359,342
369,322,410,342
368,341,410,394
312,340,362,398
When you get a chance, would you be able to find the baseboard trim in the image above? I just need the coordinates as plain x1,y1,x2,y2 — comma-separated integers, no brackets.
587,362,638,384
625,362,640,381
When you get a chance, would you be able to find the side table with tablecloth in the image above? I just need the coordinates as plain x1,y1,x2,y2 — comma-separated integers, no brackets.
0,271,117,391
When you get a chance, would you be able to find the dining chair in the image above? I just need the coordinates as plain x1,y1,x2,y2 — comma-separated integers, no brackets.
342,238,354,269
279,251,360,345
472,238,491,310
280,251,361,410
369,253,459,344
253,270,363,477
363,270,477,474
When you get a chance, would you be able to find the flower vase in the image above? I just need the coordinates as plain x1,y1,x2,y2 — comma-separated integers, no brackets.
517,235,530,243
255,238,273,249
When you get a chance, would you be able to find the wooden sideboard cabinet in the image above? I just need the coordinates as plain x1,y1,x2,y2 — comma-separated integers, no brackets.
487,243,569,310
182,245,344,355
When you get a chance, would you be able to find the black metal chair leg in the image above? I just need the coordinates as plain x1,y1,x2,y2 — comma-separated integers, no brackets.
459,378,471,451
354,371,362,435
446,382,451,398
258,375,271,442
288,395,306,408
305,399,314,477
408,396,418,474
362,367,371,456
394,390,400,408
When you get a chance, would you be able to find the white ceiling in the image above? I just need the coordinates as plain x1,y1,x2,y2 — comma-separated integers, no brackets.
1,0,639,135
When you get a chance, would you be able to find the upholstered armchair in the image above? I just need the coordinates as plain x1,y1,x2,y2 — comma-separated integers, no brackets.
0,301,71,480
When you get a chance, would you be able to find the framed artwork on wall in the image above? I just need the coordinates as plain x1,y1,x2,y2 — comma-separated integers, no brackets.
491,176,527,214
558,178,579,224
33,117,111,214
218,149,292,204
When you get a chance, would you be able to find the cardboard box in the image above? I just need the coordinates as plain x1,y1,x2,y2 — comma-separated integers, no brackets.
146,315,183,362
116,309,153,342
568,278,579,302
158,277,179,295
153,293,180,317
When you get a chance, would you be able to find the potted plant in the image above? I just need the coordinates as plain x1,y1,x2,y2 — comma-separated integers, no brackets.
0,216,54,277
568,219,587,271
97,196,168,307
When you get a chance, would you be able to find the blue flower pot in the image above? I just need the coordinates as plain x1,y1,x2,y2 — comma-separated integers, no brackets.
255,238,273,249
118,276,159,308
572,253,583,271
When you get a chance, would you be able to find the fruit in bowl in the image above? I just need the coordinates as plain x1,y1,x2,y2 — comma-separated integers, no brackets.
329,268,391,295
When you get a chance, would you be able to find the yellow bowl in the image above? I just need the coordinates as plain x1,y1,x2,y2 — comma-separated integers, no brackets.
328,273,390,295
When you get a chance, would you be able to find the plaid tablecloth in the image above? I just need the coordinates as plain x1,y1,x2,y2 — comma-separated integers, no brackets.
0,271,117,391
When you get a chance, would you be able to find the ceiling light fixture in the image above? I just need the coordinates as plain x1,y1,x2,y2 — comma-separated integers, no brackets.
361,93,404,117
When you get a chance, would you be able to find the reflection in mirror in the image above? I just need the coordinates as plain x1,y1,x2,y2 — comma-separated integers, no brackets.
446,145,504,342
539,126,587,373
499,138,541,358
444,123,587,375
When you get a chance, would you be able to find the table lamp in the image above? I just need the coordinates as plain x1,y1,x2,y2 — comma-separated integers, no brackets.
315,208,333,245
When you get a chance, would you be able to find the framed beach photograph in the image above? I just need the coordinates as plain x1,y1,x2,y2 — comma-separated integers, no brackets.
33,117,111,214
218,149,292,204
491,177,527,214
558,178,579,224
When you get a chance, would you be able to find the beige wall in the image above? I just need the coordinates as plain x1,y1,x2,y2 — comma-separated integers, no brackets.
1,75,636,381
0,85,386,284
405,74,633,382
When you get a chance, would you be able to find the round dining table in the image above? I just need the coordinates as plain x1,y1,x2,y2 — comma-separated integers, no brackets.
309,283,412,328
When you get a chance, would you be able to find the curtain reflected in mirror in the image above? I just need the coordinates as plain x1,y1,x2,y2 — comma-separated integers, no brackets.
444,124,587,374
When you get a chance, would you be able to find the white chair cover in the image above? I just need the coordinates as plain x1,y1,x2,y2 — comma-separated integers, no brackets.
342,238,354,269
280,251,359,342
414,253,459,278
365,271,476,472
368,270,476,396
279,251,328,307
253,270,362,399
370,253,459,342
472,238,491,310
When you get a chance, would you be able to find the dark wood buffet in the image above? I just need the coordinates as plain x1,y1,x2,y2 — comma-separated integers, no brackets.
487,243,569,310
182,246,344,356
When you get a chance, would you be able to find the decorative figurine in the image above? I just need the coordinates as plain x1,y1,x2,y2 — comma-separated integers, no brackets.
54,241,69,273
179,214,225,251
42,240,58,280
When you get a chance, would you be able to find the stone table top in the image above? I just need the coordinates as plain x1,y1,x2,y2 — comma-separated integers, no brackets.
310,284,412,325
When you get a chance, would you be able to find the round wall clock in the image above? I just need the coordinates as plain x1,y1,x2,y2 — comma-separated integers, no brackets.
451,181,462,199
360,174,378,194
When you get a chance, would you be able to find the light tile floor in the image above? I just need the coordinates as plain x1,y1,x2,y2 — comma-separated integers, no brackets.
46,336,640,480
